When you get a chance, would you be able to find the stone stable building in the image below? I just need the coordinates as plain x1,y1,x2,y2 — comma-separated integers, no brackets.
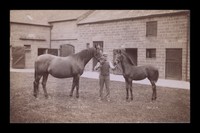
77,10,190,81
10,10,190,81
10,10,90,68
48,10,94,55
10,22,51,68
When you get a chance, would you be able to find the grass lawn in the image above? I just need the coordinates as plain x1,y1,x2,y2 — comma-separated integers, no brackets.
10,72,190,123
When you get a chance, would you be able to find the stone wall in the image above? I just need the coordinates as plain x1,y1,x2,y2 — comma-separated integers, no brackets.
77,13,189,80
10,23,50,68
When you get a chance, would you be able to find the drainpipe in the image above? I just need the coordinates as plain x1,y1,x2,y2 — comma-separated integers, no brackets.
49,24,53,49
186,12,190,81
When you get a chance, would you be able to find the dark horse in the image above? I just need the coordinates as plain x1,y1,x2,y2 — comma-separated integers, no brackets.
114,49,159,101
33,47,101,98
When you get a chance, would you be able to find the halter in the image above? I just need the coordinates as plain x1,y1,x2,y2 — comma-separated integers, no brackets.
114,54,122,65
93,49,102,62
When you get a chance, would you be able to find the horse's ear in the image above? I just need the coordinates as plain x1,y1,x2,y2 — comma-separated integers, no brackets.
96,45,100,49
119,49,122,55
99,50,103,55
94,45,101,52
116,49,121,54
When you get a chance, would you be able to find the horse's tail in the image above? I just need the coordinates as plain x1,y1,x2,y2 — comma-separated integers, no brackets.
34,60,38,80
154,69,159,83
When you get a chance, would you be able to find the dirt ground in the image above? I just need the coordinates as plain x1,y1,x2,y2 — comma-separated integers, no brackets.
10,72,190,123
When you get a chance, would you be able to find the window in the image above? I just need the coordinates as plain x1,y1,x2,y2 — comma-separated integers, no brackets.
93,41,103,51
24,45,31,51
146,49,156,58
38,48,47,56
146,21,157,36
48,49,58,56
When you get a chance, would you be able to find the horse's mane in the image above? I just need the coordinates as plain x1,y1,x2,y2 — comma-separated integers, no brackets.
121,51,136,66
74,47,95,60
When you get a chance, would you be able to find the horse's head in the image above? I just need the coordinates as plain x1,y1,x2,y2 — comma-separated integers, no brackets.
114,49,123,66
93,45,103,61
114,49,135,66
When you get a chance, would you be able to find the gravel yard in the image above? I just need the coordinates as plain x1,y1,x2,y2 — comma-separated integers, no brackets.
10,72,190,123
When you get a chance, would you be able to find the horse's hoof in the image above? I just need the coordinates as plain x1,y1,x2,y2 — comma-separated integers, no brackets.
131,98,133,101
33,94,37,98
69,94,72,97
76,96,79,98
151,97,156,101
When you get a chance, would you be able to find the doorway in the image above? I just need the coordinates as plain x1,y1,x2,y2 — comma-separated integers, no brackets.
166,48,182,80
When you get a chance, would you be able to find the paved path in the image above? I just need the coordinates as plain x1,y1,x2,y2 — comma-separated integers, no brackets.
10,68,190,89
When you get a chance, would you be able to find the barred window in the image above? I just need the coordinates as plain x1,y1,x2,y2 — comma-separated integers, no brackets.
48,49,58,56
146,21,157,36
146,49,156,58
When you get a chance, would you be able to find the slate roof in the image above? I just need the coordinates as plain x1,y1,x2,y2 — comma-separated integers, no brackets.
78,10,189,24
10,10,89,25
10,10,189,26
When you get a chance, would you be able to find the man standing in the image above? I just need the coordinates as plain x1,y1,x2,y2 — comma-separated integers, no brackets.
94,52,116,101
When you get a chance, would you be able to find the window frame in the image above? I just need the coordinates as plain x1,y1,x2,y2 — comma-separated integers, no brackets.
146,48,156,58
146,21,157,37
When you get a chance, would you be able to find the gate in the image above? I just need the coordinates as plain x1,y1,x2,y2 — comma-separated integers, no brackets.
12,46,25,68
166,48,182,80
60,44,75,57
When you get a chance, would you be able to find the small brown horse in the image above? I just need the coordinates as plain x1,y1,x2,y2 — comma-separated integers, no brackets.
33,47,101,98
114,49,159,101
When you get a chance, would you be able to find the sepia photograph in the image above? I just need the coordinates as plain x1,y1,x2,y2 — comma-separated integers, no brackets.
10,10,190,123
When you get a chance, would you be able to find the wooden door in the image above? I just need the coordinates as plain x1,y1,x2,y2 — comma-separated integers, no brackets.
60,44,75,57
12,46,25,68
166,49,182,80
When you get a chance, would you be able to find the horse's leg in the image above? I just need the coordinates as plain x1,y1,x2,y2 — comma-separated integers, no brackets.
33,75,42,98
130,80,133,100
69,77,76,97
75,75,80,98
125,78,129,100
42,73,49,98
150,81,157,101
